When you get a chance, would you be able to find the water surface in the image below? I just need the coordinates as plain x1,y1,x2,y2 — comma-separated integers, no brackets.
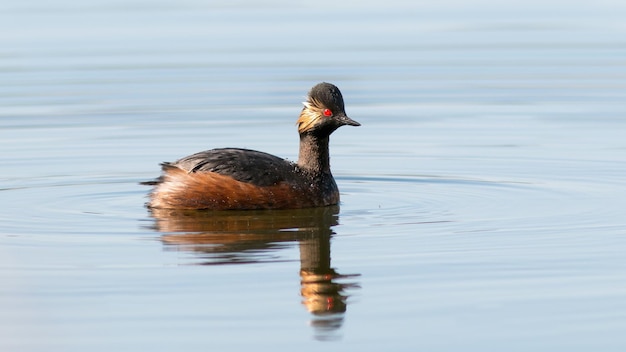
1,1,626,351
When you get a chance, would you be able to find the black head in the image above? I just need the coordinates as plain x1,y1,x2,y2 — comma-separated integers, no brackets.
309,82,346,114
297,82,360,134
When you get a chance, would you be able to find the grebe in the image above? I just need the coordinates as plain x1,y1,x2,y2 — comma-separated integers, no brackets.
145,82,360,210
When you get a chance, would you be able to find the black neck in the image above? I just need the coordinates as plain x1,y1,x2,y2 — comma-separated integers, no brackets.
298,133,330,173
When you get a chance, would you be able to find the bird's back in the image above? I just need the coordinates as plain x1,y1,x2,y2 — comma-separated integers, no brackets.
171,148,298,187
146,148,339,210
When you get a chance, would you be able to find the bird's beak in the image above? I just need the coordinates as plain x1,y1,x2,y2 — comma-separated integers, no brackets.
337,114,361,127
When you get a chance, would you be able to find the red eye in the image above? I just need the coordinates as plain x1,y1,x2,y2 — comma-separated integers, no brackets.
323,109,332,117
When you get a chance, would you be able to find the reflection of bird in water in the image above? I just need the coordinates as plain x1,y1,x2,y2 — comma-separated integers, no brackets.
147,205,360,340
300,232,361,341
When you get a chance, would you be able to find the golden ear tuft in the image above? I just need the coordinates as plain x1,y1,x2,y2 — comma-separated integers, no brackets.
296,96,327,133
297,105,322,133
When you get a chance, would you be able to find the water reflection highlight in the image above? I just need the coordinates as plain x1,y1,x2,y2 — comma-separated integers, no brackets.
147,206,360,340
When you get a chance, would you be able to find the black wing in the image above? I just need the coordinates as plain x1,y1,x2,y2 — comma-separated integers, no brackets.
168,148,298,187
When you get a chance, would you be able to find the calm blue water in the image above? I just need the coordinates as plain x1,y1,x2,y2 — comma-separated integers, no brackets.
2,1,626,351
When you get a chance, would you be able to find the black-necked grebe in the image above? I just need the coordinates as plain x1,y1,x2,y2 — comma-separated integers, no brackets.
144,82,360,210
